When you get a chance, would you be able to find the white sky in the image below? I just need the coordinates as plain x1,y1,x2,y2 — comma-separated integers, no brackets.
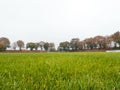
0,0,120,46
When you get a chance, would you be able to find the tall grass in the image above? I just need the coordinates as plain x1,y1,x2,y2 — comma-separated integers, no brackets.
0,52,120,90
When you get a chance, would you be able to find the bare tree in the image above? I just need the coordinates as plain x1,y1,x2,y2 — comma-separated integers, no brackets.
0,41,6,51
93,36,105,49
0,37,10,51
39,41,45,51
17,40,24,51
77,41,84,50
11,42,18,50
59,41,70,51
84,38,94,50
26,42,36,51
111,31,120,48
44,42,49,51
70,38,79,51
49,42,56,51
103,36,113,49
35,43,39,50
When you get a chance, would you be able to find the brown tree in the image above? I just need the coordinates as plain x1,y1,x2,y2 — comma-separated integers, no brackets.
103,36,113,49
93,36,105,49
111,31,120,48
0,37,10,51
77,41,84,50
17,40,24,51
84,37,94,49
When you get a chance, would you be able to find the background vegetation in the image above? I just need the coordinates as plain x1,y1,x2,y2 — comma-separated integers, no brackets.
1,31,120,51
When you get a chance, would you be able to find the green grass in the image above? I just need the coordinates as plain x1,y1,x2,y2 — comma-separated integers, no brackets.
0,52,120,90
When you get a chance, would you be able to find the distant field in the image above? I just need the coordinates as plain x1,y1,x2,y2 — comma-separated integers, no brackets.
0,52,120,90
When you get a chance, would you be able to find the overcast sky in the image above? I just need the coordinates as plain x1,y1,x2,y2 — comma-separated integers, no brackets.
0,0,120,46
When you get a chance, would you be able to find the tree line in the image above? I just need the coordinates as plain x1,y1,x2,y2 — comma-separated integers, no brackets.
0,31,120,52
0,38,56,51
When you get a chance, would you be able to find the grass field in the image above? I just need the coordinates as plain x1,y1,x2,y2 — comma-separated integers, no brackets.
0,52,120,90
